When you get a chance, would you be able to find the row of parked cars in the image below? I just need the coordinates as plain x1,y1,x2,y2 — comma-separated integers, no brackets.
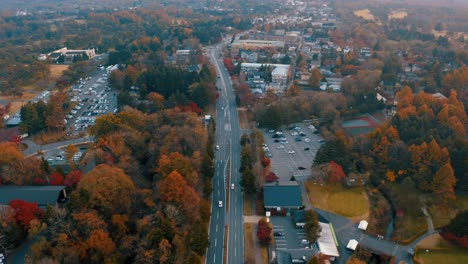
66,72,118,132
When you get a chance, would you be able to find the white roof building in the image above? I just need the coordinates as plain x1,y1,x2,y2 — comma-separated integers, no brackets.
346,239,359,251
358,220,368,231
317,222,340,258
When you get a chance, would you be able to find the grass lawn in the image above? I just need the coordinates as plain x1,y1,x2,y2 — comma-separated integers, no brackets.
416,235,468,264
417,249,468,264
430,194,468,230
238,107,249,129
244,223,254,264
244,195,253,216
305,181,369,220
456,194,468,210
261,245,268,264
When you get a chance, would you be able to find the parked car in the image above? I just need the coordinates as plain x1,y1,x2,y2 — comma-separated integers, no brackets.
231,183,235,190
288,150,295,154
318,139,326,143
274,231,285,237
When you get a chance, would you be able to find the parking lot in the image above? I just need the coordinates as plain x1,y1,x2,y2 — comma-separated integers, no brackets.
271,216,318,252
45,146,88,166
262,123,325,181
65,66,118,135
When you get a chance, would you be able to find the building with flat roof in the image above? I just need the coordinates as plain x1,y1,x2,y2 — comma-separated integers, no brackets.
231,39,285,53
317,222,340,259
47,47,96,64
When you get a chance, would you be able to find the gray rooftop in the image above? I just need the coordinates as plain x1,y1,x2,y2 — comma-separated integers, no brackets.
264,181,302,208
0,185,66,208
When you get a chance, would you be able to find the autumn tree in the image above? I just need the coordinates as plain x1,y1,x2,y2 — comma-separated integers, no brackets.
257,217,272,245
9,200,44,230
49,172,64,185
309,67,322,88
347,258,366,264
159,171,200,222
157,152,198,187
70,164,136,216
327,161,346,183
432,163,457,207
304,210,321,243
65,145,78,164
86,229,118,263
64,170,82,188
0,141,23,169
189,220,209,255
286,82,301,96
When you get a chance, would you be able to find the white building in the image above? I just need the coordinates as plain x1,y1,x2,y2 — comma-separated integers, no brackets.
272,66,289,86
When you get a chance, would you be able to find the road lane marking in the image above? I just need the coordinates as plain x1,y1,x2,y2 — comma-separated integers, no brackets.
215,238,217,247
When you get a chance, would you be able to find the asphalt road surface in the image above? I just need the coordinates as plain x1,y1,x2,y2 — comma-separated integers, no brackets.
206,43,244,264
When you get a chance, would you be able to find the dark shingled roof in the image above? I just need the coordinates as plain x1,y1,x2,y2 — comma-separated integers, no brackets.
263,181,302,208
0,185,66,208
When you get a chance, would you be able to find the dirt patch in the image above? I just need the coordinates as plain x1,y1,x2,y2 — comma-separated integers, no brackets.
354,9,375,21
0,91,40,115
49,65,69,81
238,107,250,129
388,10,408,20
418,234,444,249
0,91,37,102
244,223,255,264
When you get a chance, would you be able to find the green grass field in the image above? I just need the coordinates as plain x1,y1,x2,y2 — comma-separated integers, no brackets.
305,182,369,219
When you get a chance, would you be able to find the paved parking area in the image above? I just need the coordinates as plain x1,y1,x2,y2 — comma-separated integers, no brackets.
65,68,118,134
262,123,324,182
271,216,316,251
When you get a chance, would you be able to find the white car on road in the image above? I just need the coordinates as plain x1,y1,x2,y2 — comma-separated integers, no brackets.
218,201,223,208
287,150,295,154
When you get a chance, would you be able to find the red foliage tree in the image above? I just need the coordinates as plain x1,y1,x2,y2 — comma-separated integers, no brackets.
64,170,82,188
257,217,272,245
328,161,346,183
49,172,64,185
261,157,271,168
265,172,279,183
33,177,47,185
9,199,44,229
223,58,235,74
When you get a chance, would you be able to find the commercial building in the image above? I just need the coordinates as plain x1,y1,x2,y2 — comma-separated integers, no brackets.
231,39,285,53
263,181,303,213
47,47,96,63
